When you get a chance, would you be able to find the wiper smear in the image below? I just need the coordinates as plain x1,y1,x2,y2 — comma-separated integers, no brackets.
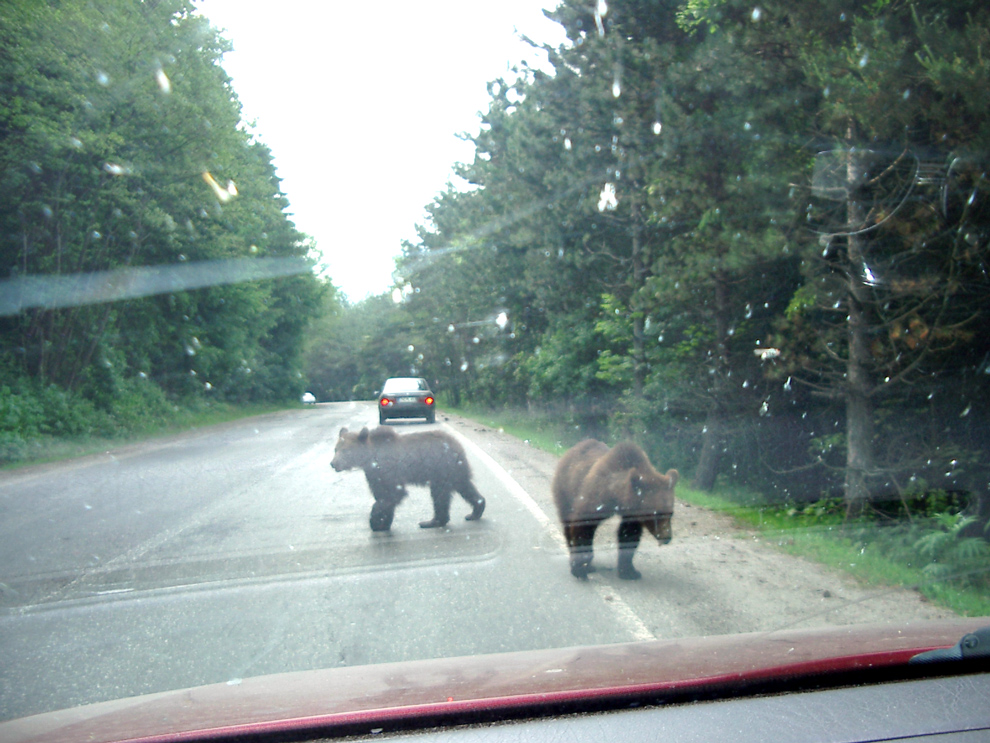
0,256,312,316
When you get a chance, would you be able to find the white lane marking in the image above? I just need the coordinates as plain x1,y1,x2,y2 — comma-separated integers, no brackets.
444,426,656,642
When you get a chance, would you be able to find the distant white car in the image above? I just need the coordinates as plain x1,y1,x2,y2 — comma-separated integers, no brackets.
301,392,316,404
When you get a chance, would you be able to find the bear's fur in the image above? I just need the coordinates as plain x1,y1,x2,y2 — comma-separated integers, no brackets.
552,439,677,580
331,426,486,531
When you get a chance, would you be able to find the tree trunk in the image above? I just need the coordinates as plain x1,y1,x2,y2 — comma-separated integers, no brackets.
630,194,646,398
693,405,722,491
843,140,875,516
692,267,730,491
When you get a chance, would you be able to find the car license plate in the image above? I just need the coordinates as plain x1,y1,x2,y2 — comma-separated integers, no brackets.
399,397,417,403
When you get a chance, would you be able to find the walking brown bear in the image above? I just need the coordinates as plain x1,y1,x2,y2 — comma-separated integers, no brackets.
331,426,486,531
552,439,677,580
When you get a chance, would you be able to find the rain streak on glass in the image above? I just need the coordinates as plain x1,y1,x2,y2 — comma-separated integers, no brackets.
594,0,608,36
155,67,171,93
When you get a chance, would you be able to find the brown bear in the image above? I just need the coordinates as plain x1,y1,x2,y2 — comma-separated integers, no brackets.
552,439,677,580
331,425,486,531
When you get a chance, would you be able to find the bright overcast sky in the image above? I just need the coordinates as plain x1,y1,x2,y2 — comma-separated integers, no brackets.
194,1,565,302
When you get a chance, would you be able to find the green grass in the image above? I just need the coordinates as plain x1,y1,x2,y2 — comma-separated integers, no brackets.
443,401,583,456
447,404,990,618
674,484,990,616
1,400,296,470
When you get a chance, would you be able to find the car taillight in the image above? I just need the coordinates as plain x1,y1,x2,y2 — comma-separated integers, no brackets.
380,398,392,407
425,396,434,406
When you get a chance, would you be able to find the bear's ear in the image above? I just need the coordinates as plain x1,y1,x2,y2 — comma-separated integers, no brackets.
338,427,349,438
357,427,370,442
665,469,680,488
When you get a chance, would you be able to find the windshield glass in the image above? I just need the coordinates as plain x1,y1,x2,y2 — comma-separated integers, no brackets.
1,0,989,732
382,378,429,393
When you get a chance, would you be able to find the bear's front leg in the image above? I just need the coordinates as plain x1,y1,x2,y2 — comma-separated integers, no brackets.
369,501,396,532
617,517,645,580
565,522,598,579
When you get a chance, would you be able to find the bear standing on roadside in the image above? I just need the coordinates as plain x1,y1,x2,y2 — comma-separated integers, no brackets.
331,426,486,532
552,439,677,580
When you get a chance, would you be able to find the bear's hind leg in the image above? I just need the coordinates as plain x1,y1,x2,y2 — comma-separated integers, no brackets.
457,481,486,521
565,521,598,579
420,483,452,528
617,517,645,580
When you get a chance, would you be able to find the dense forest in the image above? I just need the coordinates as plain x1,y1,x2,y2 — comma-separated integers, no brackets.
3,0,990,523
306,0,990,515
0,0,325,460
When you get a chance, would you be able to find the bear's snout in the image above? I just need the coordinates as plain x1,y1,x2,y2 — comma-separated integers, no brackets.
650,514,673,544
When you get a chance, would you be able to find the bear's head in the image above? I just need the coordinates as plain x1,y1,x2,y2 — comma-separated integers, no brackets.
330,427,370,472
631,468,678,544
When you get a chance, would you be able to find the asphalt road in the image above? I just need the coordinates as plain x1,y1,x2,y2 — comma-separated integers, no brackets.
0,403,639,722
0,402,956,722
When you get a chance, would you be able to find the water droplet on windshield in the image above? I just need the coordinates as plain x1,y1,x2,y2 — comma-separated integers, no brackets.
598,182,618,211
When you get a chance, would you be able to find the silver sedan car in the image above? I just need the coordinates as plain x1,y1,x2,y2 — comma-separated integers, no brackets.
377,377,436,424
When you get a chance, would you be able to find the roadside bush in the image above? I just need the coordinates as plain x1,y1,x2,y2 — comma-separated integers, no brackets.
106,376,175,434
0,383,44,439
36,384,105,437
852,513,990,593
0,376,179,464
0,431,29,463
